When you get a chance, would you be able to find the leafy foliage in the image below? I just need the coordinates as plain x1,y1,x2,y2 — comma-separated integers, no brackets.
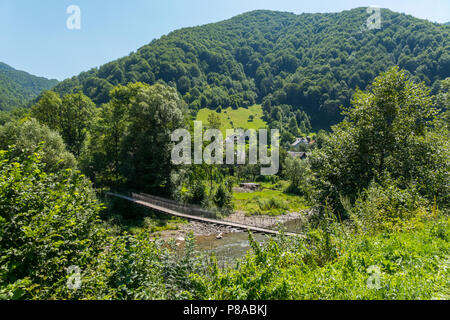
32,91,96,157
0,147,103,299
83,82,187,193
283,155,312,196
0,148,209,300
310,67,449,212
349,180,435,235
0,119,76,173
191,215,449,299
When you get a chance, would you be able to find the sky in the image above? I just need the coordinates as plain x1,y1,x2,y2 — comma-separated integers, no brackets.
0,0,449,81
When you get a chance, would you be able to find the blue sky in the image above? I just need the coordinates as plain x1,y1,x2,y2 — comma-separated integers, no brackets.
1,0,448,81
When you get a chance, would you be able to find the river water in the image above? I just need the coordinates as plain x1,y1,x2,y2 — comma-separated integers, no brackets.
193,218,304,265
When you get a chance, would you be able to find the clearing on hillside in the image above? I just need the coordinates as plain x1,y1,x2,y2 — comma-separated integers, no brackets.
196,105,267,136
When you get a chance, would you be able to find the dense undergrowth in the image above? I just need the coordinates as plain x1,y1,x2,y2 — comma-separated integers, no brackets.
192,213,449,300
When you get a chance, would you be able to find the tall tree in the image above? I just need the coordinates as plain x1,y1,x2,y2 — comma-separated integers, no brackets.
310,67,448,211
119,83,187,193
31,90,62,131
81,84,134,186
59,92,96,157
207,112,222,129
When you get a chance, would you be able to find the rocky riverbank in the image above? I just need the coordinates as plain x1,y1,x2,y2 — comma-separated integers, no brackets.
154,210,311,240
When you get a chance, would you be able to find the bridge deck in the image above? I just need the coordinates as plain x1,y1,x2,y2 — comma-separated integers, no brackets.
107,192,301,237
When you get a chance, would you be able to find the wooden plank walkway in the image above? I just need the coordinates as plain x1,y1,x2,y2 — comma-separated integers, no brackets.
106,192,301,237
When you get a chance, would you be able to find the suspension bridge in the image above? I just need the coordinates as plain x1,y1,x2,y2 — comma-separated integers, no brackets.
106,192,302,237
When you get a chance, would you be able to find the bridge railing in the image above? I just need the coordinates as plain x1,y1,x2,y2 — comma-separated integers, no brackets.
132,192,284,230
108,191,303,233
132,192,218,219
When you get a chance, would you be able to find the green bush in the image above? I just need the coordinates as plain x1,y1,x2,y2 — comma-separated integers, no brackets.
0,149,208,299
0,147,104,299
190,181,206,205
0,119,76,173
258,197,288,212
310,67,448,213
214,184,233,210
349,180,433,235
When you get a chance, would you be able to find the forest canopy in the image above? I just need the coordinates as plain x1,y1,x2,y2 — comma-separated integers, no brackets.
0,63,58,111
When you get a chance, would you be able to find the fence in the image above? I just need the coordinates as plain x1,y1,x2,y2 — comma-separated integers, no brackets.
132,192,219,219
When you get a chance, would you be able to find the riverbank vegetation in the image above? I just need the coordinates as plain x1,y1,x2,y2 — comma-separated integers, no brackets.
0,66,448,299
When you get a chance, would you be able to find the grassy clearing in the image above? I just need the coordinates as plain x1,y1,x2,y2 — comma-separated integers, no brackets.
196,105,267,136
233,181,308,216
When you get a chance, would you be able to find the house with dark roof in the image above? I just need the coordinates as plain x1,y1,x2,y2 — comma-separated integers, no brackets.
287,151,308,160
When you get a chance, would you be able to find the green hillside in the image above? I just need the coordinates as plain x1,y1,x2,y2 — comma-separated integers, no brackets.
0,62,58,111
53,8,450,127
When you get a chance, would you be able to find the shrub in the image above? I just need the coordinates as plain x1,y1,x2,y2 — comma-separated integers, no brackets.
349,180,433,235
190,181,206,205
0,147,104,299
0,119,76,173
253,197,289,215
214,184,233,210
283,156,312,197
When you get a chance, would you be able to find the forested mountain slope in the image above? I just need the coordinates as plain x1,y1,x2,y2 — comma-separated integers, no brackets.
53,8,450,127
0,63,58,111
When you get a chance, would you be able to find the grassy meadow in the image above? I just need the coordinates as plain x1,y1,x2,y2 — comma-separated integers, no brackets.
196,105,267,136
233,181,309,216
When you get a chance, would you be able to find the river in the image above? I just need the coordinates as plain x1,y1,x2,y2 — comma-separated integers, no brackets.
192,218,304,265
